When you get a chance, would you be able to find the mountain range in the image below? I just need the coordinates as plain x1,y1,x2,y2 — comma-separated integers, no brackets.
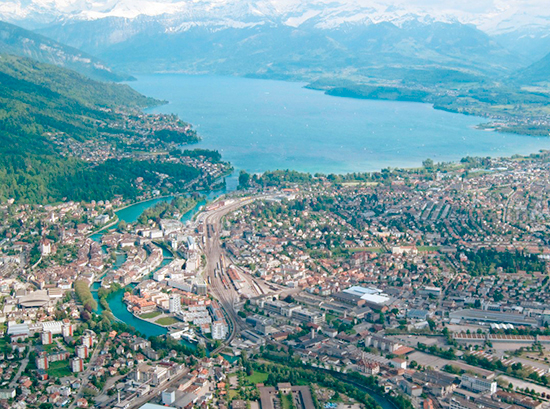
32,17,524,79
512,52,550,85
0,20,133,81
0,0,549,203
0,0,548,85
3,0,550,36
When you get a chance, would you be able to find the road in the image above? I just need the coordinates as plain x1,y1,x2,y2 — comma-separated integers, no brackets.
9,349,30,388
69,334,104,409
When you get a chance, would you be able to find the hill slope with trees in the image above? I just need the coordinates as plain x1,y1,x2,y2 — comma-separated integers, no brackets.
0,54,200,204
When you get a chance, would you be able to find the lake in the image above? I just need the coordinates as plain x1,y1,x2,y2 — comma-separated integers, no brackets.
133,74,550,174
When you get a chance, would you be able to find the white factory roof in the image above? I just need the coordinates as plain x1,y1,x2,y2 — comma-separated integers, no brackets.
343,286,390,305
139,404,176,409
344,286,382,296
7,322,29,335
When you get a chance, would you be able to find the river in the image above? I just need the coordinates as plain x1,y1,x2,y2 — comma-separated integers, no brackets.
132,74,550,175
87,131,398,401
91,186,235,339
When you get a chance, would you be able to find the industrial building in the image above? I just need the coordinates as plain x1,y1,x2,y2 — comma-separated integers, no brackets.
333,286,390,309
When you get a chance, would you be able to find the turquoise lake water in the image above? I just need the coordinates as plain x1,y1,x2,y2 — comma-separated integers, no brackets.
133,74,550,174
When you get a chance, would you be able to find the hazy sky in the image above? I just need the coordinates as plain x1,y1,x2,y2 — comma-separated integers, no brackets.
4,0,549,15
5,0,549,13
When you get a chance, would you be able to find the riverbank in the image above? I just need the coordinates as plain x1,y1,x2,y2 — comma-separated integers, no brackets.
130,309,182,328
85,185,228,342
115,194,173,213
89,216,119,238
105,286,168,337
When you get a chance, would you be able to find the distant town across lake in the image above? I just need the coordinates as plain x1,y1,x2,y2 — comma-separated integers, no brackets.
134,74,550,174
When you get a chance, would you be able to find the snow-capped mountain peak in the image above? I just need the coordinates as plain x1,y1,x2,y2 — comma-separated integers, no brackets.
1,0,549,34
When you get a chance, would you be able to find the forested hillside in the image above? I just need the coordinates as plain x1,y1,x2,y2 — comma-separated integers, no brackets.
0,54,199,203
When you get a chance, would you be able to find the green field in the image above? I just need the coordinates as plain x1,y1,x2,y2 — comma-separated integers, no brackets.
349,247,383,253
47,360,72,378
140,311,161,319
156,317,180,326
0,337,8,353
42,343,60,353
245,371,269,384
417,246,440,252
281,393,294,409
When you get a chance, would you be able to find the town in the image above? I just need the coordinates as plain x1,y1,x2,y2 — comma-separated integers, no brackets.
2,152,550,409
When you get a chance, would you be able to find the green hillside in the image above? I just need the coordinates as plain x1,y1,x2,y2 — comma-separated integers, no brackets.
0,54,198,204
0,54,157,108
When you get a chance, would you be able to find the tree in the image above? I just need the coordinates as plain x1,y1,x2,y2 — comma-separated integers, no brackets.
239,170,251,188
422,158,434,171
117,220,128,232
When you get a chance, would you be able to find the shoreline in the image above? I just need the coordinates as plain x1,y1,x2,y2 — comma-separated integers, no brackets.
142,72,548,139
132,75,550,175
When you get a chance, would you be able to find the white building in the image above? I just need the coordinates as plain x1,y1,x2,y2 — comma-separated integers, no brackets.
168,280,194,293
94,214,110,225
0,389,16,400
212,321,228,340
42,321,63,335
62,323,74,337
76,345,89,359
42,331,53,345
460,374,497,395
169,294,182,314
153,271,166,282
71,357,84,373
390,358,407,370
391,246,418,255
81,331,96,348
7,322,30,338
162,389,176,405
40,239,52,256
